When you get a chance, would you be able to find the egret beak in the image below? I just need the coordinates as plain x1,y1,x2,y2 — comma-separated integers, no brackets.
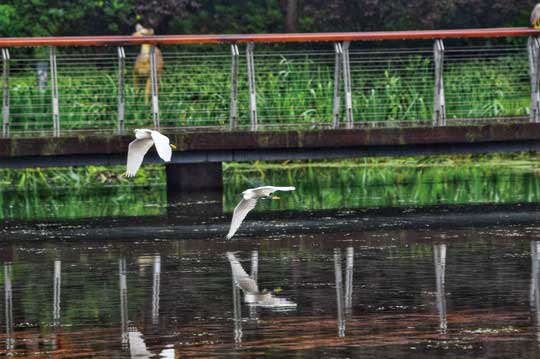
271,196,281,200
170,144,177,150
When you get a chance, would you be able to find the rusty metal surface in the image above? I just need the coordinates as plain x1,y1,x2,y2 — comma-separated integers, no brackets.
0,123,539,158
0,27,539,47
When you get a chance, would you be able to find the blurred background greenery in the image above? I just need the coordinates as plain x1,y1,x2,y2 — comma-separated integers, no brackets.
0,0,537,38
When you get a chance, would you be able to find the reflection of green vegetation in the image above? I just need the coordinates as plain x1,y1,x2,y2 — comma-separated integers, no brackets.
0,186,166,220
2,259,147,329
223,153,540,212
0,164,166,220
2,153,540,220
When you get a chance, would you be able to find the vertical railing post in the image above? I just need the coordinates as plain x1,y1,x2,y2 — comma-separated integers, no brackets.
528,37,540,123
117,46,126,134
150,45,160,130
433,39,446,126
246,43,257,131
230,44,240,129
49,46,60,137
2,49,9,137
341,41,353,128
332,43,343,128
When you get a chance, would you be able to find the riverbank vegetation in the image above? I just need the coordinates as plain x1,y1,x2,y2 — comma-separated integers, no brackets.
6,51,528,131
2,153,540,220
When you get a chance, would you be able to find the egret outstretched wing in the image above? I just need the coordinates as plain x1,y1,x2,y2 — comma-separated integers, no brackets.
252,186,296,197
150,130,172,162
126,138,154,177
255,186,295,192
227,198,258,239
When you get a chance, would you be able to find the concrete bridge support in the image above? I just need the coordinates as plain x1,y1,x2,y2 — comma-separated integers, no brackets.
165,162,223,193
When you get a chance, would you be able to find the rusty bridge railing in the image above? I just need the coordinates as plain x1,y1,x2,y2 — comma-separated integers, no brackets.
1,27,540,137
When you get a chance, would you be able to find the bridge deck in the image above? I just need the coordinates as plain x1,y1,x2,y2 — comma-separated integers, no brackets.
1,121,539,168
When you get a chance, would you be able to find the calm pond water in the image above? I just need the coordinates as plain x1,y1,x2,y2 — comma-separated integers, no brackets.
1,161,540,358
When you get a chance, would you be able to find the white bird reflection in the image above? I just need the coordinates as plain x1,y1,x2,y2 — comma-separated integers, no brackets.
334,247,354,337
433,244,447,334
227,251,296,344
227,251,297,309
4,262,14,353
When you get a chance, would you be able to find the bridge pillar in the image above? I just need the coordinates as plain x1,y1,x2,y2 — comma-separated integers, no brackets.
165,162,223,193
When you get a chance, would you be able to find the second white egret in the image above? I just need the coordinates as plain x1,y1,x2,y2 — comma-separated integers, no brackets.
226,186,296,239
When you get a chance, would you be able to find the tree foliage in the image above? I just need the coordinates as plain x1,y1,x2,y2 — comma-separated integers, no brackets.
0,0,537,37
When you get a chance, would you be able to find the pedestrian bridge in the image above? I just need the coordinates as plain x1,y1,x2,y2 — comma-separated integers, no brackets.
1,27,540,191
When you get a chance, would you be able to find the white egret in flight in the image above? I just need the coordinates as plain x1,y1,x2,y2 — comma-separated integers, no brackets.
532,3,540,28
226,186,295,239
125,129,175,177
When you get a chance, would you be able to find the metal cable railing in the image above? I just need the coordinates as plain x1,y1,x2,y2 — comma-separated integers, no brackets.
1,27,540,137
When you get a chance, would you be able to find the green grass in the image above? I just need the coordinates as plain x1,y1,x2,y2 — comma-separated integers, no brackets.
6,50,530,131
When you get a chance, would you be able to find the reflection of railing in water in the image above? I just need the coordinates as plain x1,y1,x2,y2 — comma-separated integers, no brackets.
232,269,243,345
53,260,61,328
118,258,129,350
334,247,354,337
433,244,447,335
7,242,540,354
0,28,539,136
152,255,161,326
528,242,540,351
117,256,173,358
334,248,345,337
4,262,14,353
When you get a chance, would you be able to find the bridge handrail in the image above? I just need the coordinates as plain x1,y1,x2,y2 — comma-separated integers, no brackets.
0,27,539,47
1,27,540,137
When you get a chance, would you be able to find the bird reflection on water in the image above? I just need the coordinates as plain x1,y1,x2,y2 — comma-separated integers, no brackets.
227,251,297,309
5,233,540,356
227,251,297,344
117,256,174,359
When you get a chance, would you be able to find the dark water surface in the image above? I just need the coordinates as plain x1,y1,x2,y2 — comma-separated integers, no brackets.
2,220,540,358
2,161,540,357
